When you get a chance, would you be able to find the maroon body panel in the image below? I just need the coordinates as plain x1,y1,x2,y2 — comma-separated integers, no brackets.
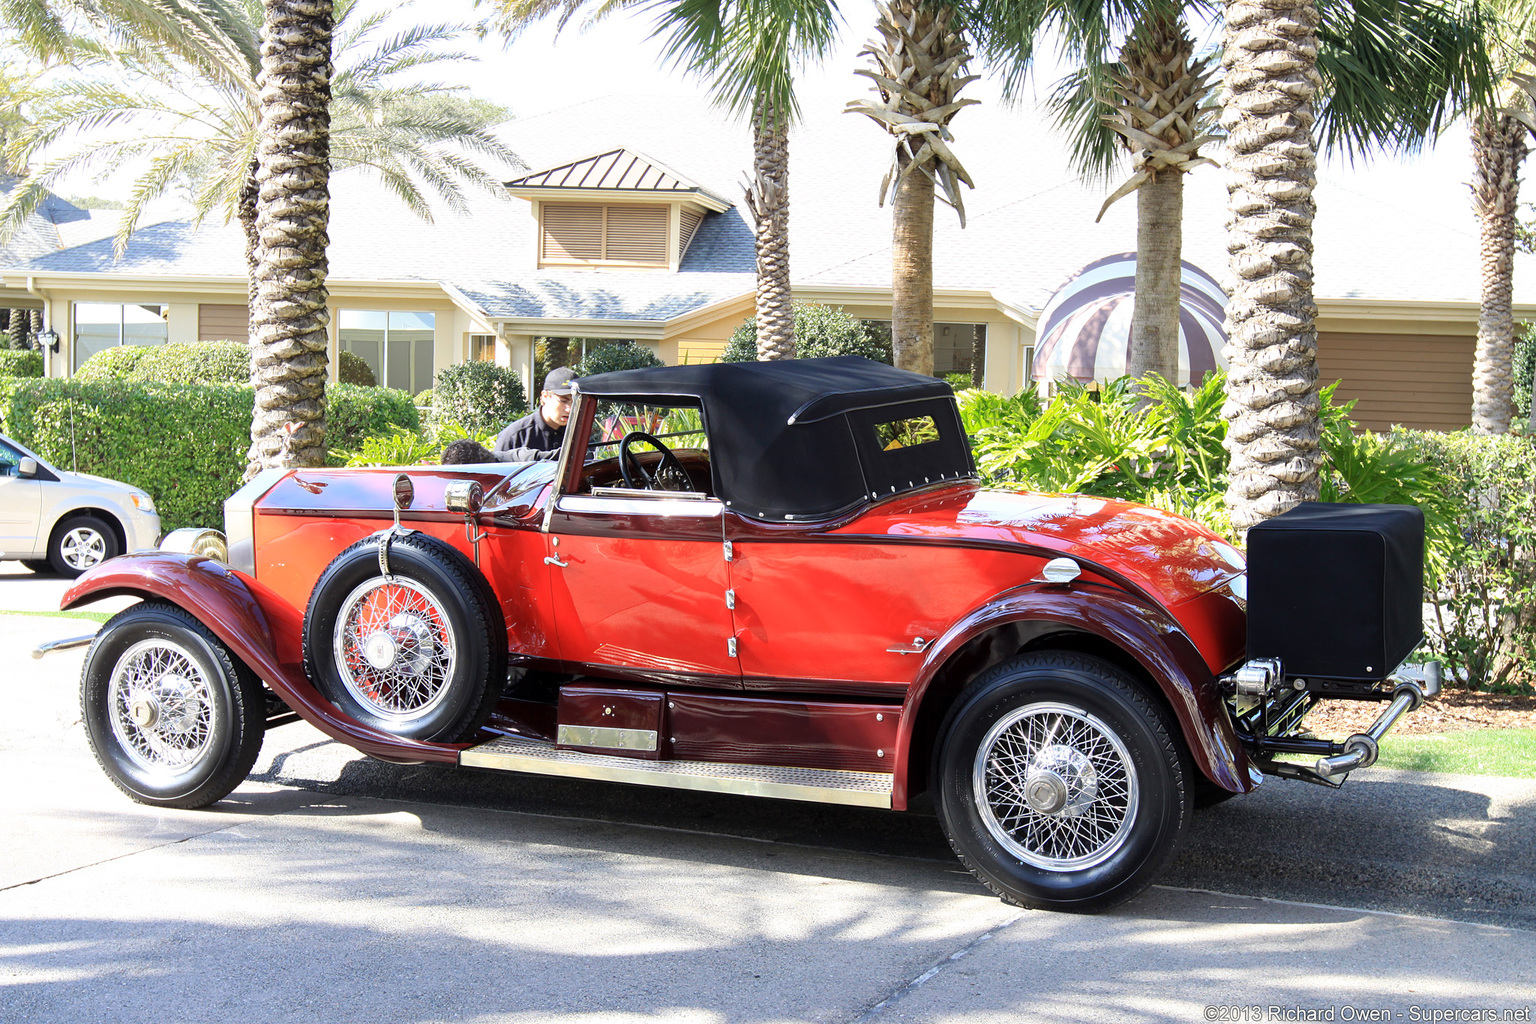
557,686,665,759
61,553,462,765
891,581,1256,809
667,693,900,774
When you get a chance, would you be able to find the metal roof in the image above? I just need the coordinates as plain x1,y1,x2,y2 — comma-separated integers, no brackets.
506,148,733,209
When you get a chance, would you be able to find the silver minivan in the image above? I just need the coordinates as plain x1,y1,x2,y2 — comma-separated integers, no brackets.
0,432,161,577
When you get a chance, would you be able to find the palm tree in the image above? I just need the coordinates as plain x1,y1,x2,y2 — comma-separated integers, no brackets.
491,0,841,361
846,0,977,376
965,0,1486,533
1,0,516,265
1468,4,1536,435
245,0,332,472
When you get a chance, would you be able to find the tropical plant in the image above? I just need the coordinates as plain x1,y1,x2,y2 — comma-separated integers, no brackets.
721,302,893,363
846,0,978,376
493,0,841,361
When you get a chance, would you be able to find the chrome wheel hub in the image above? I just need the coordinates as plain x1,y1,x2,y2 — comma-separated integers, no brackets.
108,642,215,774
972,701,1139,871
335,577,456,723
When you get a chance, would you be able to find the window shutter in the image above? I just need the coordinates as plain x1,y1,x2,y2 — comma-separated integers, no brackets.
604,206,668,263
678,210,703,261
543,204,604,261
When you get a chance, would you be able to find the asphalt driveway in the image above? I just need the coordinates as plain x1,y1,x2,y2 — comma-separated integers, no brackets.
3,587,1534,1023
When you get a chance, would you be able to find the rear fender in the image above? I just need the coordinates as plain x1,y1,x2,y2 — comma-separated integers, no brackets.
61,552,461,764
894,582,1254,808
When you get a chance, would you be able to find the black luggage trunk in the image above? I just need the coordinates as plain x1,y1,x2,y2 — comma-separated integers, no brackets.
1245,502,1424,681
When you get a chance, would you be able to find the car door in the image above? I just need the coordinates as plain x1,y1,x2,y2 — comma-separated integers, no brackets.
0,439,42,556
545,492,740,684
542,395,740,686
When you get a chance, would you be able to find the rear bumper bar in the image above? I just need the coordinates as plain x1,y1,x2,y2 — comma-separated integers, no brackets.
1313,662,1441,777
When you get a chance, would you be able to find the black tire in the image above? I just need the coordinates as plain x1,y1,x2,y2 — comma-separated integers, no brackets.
48,513,121,578
933,651,1190,913
80,602,265,808
21,559,52,574
302,531,504,743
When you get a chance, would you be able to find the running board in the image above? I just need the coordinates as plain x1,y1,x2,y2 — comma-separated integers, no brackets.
459,734,894,808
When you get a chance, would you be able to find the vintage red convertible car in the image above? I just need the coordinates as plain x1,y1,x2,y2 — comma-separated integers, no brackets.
43,357,1440,911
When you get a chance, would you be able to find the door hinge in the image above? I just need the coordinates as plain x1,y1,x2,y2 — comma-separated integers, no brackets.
725,588,736,610
727,637,738,658
723,540,734,562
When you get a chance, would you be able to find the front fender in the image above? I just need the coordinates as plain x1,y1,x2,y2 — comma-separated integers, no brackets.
61,552,461,764
894,582,1255,807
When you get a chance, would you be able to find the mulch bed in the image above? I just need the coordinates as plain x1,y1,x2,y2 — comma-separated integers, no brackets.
1303,689,1536,736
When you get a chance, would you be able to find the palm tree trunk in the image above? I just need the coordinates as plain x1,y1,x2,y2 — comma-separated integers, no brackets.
745,101,794,360
1221,0,1323,539
1129,171,1184,383
970,322,984,387
1470,111,1527,435
246,0,332,476
891,158,934,375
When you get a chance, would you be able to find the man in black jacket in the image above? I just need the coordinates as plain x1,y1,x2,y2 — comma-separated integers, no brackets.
493,366,575,455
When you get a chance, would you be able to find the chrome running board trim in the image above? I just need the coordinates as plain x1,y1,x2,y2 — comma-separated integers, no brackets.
460,734,894,808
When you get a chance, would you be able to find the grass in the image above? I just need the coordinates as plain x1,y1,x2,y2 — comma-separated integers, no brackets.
1372,729,1536,779
0,609,112,623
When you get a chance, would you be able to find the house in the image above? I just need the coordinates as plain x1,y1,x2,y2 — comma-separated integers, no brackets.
1,91,1530,431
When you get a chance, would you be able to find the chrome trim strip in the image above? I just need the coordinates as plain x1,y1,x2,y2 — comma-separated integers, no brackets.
222,467,288,577
557,724,659,752
590,485,709,501
557,495,723,518
31,635,96,660
460,735,894,808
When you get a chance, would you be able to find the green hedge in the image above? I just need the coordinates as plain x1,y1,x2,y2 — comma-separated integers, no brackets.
723,303,893,363
0,350,43,377
431,361,526,436
0,378,420,530
76,341,250,385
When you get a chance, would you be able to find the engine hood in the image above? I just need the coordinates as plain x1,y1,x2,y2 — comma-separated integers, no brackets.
839,485,1246,608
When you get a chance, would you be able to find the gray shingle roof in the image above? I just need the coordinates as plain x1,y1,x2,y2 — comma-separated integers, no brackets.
3,92,1526,323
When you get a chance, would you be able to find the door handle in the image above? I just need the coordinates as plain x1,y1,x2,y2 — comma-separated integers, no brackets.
543,554,568,568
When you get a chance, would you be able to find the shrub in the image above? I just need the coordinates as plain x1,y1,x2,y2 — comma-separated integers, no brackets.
575,340,663,377
338,349,377,386
1395,430,1536,693
0,377,419,530
76,340,250,385
0,350,43,377
432,361,527,436
722,303,893,364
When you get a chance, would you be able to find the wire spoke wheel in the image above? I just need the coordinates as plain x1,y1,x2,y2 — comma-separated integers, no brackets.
333,576,458,725
973,702,1139,871
107,639,216,774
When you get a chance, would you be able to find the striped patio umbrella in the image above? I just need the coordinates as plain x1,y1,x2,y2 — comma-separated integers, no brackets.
1032,253,1229,386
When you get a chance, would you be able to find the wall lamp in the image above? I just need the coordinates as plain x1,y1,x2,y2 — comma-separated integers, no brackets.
35,328,59,354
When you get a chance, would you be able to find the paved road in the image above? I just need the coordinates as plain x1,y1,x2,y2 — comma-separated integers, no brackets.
3,589,1534,1023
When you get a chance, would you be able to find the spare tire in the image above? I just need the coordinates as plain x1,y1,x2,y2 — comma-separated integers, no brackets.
302,531,505,742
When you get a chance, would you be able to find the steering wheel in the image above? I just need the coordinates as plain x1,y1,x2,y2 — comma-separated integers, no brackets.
618,431,694,491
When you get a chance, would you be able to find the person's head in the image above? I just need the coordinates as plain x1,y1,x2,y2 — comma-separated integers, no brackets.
539,367,577,428
441,438,497,465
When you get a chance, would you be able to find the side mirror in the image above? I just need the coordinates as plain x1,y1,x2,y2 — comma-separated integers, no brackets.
17,458,37,478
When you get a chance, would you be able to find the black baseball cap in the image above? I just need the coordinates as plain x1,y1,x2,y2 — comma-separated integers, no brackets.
542,367,577,395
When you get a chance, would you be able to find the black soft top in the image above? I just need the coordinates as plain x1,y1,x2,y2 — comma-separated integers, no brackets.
578,356,976,521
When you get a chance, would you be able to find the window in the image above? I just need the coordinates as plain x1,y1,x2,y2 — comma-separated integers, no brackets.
338,310,435,394
580,398,710,495
875,415,940,451
541,204,668,267
0,438,23,477
73,302,167,370
469,333,497,363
